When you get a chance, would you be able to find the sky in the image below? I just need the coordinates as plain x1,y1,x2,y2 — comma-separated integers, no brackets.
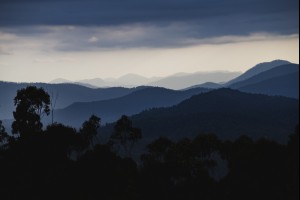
0,0,299,82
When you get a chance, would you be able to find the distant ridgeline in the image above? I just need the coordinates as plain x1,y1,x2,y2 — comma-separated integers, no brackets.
0,60,298,143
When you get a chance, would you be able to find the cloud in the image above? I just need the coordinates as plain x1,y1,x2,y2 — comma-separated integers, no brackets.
34,57,57,63
34,56,75,63
0,31,17,41
0,0,298,37
0,32,16,54
0,46,12,55
184,33,299,46
88,36,99,43
0,24,298,53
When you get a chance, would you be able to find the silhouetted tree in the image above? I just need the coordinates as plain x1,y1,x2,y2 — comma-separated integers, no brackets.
45,123,78,159
79,115,101,149
111,115,142,157
216,135,294,200
76,144,139,200
12,86,50,138
140,136,217,200
49,90,59,124
145,137,173,162
286,125,299,200
0,120,8,145
193,134,221,159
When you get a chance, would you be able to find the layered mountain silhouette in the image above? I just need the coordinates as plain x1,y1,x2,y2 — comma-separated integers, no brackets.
238,73,299,98
1,59,298,140
225,59,291,85
229,64,299,88
50,78,98,88
78,74,160,88
123,88,299,143
50,71,241,89
148,71,241,89
231,64,299,98
184,61,299,98
0,81,146,119
185,82,223,89
54,87,211,127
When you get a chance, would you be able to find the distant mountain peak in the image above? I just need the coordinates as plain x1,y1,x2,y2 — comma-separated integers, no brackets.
148,71,241,90
184,82,223,90
49,78,72,84
226,59,291,85
250,60,291,70
118,73,148,81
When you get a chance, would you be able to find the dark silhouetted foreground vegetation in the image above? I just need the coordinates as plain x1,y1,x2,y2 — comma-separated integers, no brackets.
0,86,298,200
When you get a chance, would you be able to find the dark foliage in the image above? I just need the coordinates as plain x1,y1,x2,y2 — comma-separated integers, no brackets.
111,115,142,157
1,127,298,200
0,87,298,200
12,86,50,138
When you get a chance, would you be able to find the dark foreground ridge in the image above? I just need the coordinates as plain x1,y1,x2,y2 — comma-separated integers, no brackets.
130,88,299,142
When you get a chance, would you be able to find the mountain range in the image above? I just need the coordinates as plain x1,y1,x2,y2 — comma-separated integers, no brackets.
186,60,299,98
113,88,298,143
0,82,146,119
51,74,161,88
53,87,210,127
50,71,241,89
1,59,299,143
225,59,291,85
230,63,299,98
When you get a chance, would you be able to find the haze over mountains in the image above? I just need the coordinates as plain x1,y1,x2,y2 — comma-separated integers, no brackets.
54,87,210,126
50,71,241,89
186,60,299,98
0,82,146,119
225,59,291,85
147,71,241,89
230,64,299,98
0,59,299,143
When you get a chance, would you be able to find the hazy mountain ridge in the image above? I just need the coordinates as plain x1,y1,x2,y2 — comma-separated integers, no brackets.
225,59,291,85
184,61,299,98
185,82,223,90
1,59,298,134
54,87,211,127
229,64,299,89
147,71,241,90
50,78,98,88
0,81,146,119
51,74,160,88
48,60,295,92
229,63,299,98
50,71,241,89
238,72,299,98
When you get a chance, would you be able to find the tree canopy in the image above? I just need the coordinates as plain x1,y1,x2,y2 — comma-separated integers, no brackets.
12,86,50,137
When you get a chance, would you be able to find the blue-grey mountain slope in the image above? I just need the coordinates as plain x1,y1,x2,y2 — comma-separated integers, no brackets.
0,81,145,119
147,71,241,90
54,87,211,127
226,59,291,85
182,60,293,91
238,72,299,98
184,82,223,90
228,64,299,98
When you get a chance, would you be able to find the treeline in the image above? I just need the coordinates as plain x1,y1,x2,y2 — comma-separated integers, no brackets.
0,86,299,200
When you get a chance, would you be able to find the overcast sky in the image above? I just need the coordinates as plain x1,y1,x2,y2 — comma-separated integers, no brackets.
0,0,299,82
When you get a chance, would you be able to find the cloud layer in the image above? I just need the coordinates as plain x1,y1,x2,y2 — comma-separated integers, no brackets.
0,0,298,36
0,0,298,82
